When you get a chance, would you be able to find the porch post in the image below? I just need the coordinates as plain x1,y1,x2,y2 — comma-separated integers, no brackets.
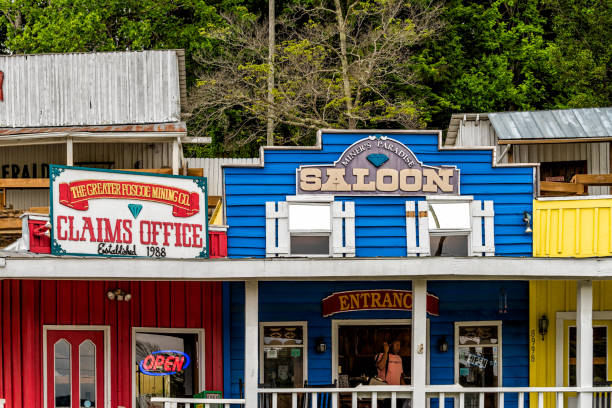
245,280,259,408
576,280,593,408
172,138,180,175
412,280,427,407
66,137,73,166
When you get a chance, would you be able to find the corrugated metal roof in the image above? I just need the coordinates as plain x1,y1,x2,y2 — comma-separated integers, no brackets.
0,50,183,128
489,107,612,141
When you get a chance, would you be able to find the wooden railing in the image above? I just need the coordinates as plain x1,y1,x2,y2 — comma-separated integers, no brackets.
150,397,246,408
540,174,612,196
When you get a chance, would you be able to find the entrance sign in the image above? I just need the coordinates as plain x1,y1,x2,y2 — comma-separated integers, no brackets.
50,165,208,258
297,135,459,196
139,350,191,376
321,289,439,317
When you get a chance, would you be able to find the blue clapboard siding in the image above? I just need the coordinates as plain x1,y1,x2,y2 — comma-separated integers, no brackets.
226,280,529,406
224,132,535,258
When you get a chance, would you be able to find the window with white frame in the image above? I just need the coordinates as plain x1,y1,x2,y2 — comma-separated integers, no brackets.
260,322,308,389
455,322,502,408
406,196,495,257
266,196,355,257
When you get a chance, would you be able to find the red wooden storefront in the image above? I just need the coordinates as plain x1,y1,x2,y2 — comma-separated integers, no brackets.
0,280,223,408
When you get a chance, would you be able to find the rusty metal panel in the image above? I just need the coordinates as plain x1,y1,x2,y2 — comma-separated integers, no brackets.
0,50,181,127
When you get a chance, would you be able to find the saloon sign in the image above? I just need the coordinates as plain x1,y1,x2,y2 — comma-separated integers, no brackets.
50,165,208,258
322,290,440,317
297,135,459,196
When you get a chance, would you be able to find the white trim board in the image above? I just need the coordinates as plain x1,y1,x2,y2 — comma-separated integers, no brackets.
7,256,612,280
555,311,612,387
42,325,112,408
131,327,206,405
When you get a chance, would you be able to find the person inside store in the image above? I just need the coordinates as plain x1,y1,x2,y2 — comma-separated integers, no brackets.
374,339,409,408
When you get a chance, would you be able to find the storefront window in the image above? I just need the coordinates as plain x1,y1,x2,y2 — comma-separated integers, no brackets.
456,323,501,408
134,331,202,408
428,200,471,257
54,339,71,408
337,323,411,387
288,203,331,256
261,323,307,388
79,340,96,407
568,326,607,386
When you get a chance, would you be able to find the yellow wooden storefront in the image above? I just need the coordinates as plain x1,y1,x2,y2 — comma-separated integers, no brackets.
531,197,612,406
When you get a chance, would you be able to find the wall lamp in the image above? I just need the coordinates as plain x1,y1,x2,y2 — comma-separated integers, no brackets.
437,336,449,353
523,211,533,233
107,288,132,302
315,337,327,353
539,315,549,340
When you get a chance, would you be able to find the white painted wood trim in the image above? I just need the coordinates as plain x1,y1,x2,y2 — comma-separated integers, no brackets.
245,281,259,408
286,195,334,202
331,318,430,386
555,311,612,387
471,200,495,256
131,327,205,406
172,138,180,175
259,321,308,385
332,201,355,257
406,201,417,257
43,325,111,408
577,281,593,407
412,280,427,407
266,202,289,257
66,137,74,166
417,201,431,256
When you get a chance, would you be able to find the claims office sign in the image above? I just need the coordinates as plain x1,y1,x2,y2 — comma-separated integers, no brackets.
297,135,459,196
50,165,208,258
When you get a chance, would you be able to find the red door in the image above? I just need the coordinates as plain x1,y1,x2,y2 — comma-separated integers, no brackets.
46,330,105,408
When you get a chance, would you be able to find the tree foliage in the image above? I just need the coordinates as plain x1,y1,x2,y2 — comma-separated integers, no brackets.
0,0,610,155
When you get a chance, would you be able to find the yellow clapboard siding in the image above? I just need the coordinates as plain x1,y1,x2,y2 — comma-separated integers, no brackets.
529,281,612,408
533,198,612,257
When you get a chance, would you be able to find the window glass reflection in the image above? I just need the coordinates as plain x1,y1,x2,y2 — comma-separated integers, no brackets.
55,339,71,408
79,340,96,407
428,202,471,230
288,204,331,231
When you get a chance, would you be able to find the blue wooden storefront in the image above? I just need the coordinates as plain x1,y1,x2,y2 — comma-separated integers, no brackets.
221,130,536,405
224,280,529,401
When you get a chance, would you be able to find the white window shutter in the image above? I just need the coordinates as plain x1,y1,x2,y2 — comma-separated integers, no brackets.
406,201,430,256
265,201,289,257
332,201,355,257
471,200,495,256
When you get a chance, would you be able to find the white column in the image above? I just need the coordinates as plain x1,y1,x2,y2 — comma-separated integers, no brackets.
66,137,74,166
412,280,427,407
577,280,593,408
172,138,180,175
245,280,259,408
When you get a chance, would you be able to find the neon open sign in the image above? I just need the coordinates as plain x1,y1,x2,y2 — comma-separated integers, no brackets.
139,350,190,376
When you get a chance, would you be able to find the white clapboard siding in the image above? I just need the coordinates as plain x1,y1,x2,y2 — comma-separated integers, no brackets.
265,201,289,257
471,200,495,256
186,158,259,196
0,50,181,127
406,201,430,256
332,201,355,257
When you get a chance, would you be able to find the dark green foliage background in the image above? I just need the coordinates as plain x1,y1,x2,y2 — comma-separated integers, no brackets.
1,0,609,156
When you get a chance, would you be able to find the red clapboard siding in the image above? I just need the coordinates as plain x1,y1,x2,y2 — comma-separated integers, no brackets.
0,280,223,408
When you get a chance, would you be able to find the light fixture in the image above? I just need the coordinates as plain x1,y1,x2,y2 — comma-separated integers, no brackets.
523,211,532,233
107,288,131,302
315,337,327,353
498,287,508,314
539,315,549,340
437,336,448,353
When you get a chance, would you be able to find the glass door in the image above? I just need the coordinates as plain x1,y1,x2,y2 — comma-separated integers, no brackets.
46,330,105,408
563,320,612,408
